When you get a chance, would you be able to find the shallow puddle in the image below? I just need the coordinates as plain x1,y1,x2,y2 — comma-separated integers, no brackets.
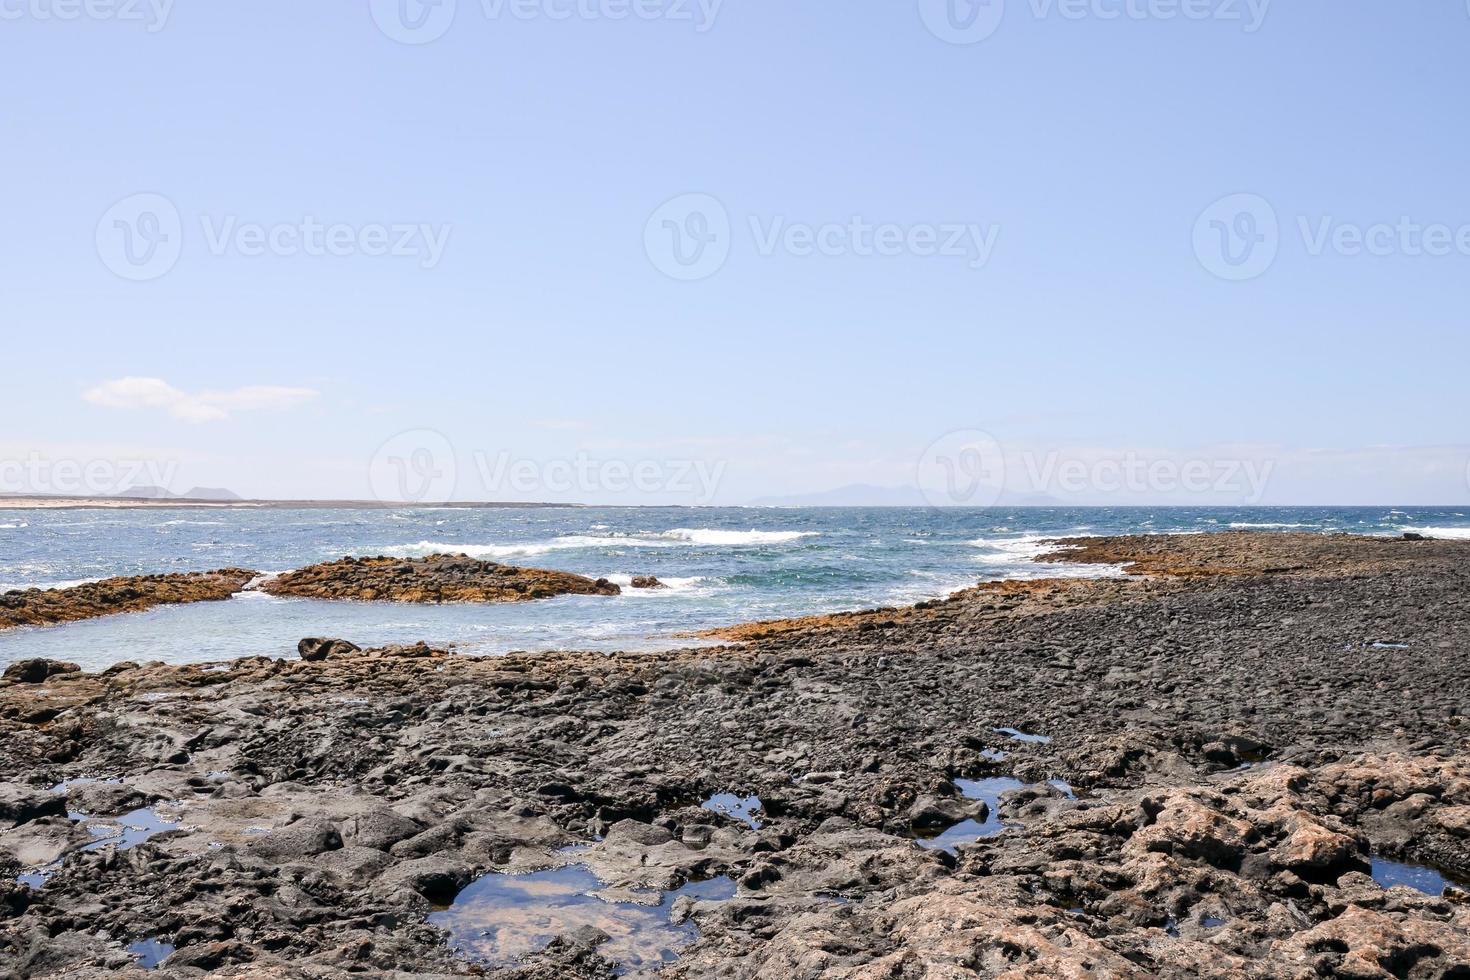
995,727,1051,744
700,793,762,830
17,797,182,889
917,777,1026,854
429,864,736,972
128,938,175,969
1371,856,1467,896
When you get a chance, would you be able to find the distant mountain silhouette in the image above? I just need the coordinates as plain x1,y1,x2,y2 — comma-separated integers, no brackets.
118,485,242,501
748,484,1065,507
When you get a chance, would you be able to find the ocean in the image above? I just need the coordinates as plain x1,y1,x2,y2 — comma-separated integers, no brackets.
1,505,1466,670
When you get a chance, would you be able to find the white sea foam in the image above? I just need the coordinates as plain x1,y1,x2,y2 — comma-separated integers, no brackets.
968,535,1061,563
385,528,816,559
661,528,818,546
0,577,103,593
1228,522,1318,529
385,535,685,559
603,573,717,595
1400,526,1470,540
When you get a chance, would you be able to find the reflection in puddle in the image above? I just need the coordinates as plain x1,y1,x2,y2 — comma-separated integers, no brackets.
1371,856,1466,896
79,806,182,853
917,777,1026,854
430,865,735,972
700,793,763,830
995,727,1051,744
17,803,182,890
128,938,175,969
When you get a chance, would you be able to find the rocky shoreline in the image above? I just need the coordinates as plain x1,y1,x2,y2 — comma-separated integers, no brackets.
1,532,1468,978
0,556,621,633
0,571,257,631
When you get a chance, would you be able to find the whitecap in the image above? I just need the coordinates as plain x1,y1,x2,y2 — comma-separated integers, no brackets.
1398,527,1470,540
602,573,717,595
661,528,817,546
1228,522,1318,529
383,535,685,560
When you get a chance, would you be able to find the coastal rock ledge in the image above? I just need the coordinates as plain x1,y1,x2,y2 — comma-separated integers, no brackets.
258,554,621,603
0,570,257,630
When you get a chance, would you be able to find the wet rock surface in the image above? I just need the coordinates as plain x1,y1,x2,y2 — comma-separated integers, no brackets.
258,554,622,604
0,571,257,630
0,533,1468,977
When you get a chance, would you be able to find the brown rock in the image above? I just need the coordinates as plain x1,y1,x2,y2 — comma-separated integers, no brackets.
0,569,257,629
2,659,80,684
259,554,621,604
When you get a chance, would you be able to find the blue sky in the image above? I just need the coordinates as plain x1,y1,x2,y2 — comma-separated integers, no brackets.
2,0,1467,505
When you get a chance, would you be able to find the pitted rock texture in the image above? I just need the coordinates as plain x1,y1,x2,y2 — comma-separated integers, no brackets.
257,554,621,604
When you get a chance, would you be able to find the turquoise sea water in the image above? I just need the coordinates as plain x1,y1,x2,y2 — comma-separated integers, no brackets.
1,506,1466,670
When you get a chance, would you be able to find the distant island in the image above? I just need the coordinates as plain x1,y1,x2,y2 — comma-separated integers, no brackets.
0,492,577,510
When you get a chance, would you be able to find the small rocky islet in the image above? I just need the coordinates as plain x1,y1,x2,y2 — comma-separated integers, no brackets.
1,532,1469,977
0,554,623,632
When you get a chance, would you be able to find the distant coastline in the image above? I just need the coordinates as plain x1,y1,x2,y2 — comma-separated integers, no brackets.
0,495,579,511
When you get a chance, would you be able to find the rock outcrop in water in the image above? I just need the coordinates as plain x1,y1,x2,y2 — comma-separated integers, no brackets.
1,533,1468,977
258,554,621,603
0,570,257,631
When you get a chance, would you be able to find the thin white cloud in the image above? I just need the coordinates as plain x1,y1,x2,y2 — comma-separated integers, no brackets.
83,377,319,424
